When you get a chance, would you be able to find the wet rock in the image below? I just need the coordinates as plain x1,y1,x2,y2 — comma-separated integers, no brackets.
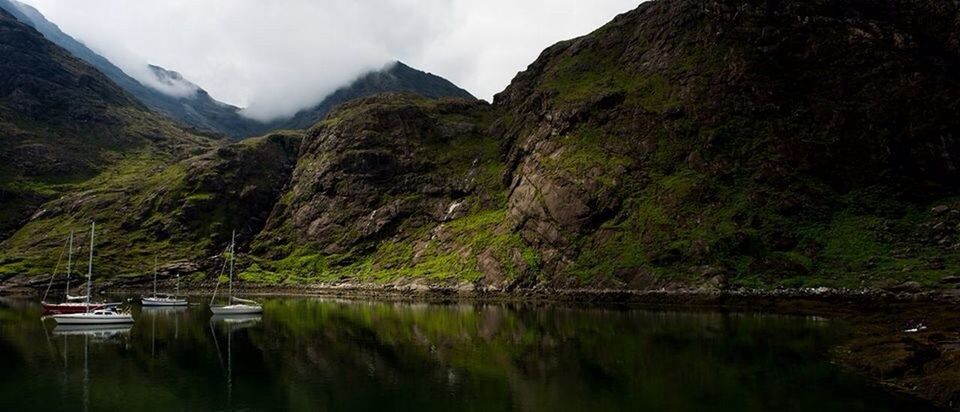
932,205,951,215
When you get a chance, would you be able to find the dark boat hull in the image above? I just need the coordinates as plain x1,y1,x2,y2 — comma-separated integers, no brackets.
41,302,105,314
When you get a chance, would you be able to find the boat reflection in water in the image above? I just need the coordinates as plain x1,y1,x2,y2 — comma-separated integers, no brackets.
141,304,189,352
210,313,262,409
211,314,262,327
47,322,130,412
52,324,133,338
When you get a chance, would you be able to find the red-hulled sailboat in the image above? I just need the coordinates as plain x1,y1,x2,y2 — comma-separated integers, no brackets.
41,230,104,314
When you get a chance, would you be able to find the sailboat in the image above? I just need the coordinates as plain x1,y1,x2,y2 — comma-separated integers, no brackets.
141,256,188,306
210,231,262,315
41,230,105,314
52,222,135,325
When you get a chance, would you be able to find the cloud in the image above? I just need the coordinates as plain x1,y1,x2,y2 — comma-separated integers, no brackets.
20,0,642,121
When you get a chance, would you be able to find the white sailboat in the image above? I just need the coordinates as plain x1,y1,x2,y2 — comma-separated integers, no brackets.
41,231,106,314
52,222,134,325
141,256,188,306
210,231,262,315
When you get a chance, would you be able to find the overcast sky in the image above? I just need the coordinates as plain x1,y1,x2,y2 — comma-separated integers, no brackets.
19,0,641,121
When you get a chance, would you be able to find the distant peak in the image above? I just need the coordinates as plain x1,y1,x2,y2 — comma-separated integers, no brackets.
148,64,186,81
143,63,199,99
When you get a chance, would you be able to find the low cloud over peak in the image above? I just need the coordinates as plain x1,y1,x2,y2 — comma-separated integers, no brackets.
21,0,640,122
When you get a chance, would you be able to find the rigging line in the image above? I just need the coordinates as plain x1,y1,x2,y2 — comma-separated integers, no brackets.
42,235,70,302
209,244,231,306
209,318,225,371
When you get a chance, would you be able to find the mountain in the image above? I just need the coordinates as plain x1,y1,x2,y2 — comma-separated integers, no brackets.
2,0,959,292
265,62,476,132
0,0,265,138
0,6,216,269
241,0,959,291
0,0,475,139
486,0,960,288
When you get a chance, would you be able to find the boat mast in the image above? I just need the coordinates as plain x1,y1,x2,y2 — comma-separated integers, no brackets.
65,230,73,300
175,274,180,299
228,230,235,302
153,255,158,298
86,222,94,313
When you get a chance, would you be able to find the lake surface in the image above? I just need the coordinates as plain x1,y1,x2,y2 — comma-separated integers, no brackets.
0,297,937,411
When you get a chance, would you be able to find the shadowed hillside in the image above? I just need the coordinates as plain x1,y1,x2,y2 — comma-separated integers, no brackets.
0,8,216,240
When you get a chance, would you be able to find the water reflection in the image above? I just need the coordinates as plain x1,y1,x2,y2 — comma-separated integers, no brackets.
0,297,940,411
51,324,132,337
210,314,262,410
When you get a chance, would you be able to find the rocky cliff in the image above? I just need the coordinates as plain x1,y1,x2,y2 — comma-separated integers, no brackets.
2,0,960,293
490,0,960,290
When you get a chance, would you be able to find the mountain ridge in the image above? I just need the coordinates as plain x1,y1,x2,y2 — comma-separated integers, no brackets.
264,61,476,131
0,0,267,137
0,0,475,138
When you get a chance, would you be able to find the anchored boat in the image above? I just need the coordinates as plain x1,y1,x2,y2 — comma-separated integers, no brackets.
51,222,134,325
141,256,187,307
210,231,262,315
41,230,105,314
52,308,135,325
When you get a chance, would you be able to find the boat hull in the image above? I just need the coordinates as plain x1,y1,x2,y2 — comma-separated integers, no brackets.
210,304,262,315
41,302,105,314
52,313,134,325
52,324,133,336
141,297,188,306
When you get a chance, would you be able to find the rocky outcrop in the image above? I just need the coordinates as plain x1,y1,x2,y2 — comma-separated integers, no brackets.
133,131,303,247
491,0,960,287
255,94,503,261
0,131,298,280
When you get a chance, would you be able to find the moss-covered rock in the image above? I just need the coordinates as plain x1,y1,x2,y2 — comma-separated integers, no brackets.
247,94,537,287
492,0,960,289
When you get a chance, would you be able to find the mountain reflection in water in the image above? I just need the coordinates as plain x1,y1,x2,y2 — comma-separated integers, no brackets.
0,297,939,411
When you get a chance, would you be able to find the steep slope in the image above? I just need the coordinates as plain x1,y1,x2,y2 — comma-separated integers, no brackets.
0,0,477,139
0,131,300,280
492,0,960,289
0,7,220,278
263,62,476,132
0,0,265,138
247,94,526,285
250,0,960,291
0,7,215,237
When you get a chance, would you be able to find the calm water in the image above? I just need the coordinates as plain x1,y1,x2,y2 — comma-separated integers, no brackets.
0,297,937,412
